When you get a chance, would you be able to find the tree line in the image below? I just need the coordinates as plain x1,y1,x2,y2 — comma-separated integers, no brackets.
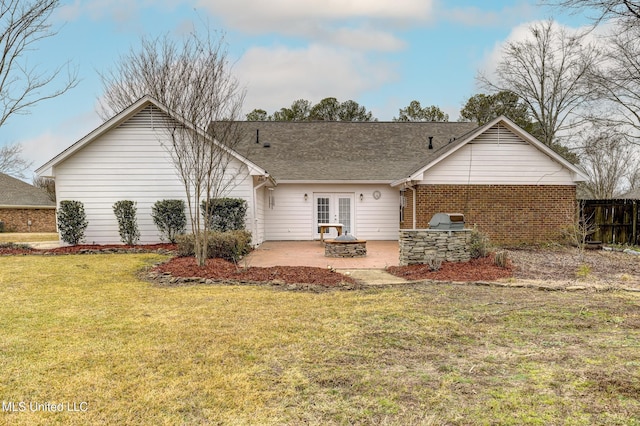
246,98,451,123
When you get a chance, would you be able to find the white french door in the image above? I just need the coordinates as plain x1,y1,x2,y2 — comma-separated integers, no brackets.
314,193,355,239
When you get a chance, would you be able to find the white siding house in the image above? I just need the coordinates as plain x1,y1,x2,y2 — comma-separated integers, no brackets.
37,97,588,245
37,97,267,245
262,184,399,241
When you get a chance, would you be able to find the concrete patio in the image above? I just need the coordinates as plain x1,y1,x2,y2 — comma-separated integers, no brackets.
244,240,400,269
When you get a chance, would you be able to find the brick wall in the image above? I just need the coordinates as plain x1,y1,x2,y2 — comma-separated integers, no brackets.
400,185,576,245
0,208,57,233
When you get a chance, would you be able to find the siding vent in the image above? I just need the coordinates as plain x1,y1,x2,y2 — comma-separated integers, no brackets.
117,105,177,130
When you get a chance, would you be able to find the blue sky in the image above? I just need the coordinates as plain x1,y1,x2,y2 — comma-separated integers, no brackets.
2,0,594,178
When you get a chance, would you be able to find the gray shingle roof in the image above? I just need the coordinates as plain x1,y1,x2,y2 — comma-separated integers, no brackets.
232,121,479,181
0,173,55,207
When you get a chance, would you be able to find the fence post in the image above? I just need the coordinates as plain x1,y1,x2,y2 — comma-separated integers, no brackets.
633,201,638,245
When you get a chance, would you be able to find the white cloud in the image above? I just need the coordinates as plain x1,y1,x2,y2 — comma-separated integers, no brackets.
327,26,406,51
197,0,432,27
196,0,433,51
236,44,397,114
57,0,82,21
56,0,179,23
439,2,538,28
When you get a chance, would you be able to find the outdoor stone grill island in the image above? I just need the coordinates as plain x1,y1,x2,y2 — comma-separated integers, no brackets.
324,233,367,258
399,213,472,266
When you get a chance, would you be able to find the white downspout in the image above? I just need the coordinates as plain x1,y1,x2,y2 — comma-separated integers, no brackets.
253,179,269,246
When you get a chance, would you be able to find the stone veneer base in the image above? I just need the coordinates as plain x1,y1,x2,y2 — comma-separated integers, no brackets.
399,229,472,266
324,240,367,258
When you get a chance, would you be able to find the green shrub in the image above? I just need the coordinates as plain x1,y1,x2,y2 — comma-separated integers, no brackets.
177,230,252,262
113,200,140,245
201,198,247,232
58,200,89,245
151,199,186,243
470,227,490,259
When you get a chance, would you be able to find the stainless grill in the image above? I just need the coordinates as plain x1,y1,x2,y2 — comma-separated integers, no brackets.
428,213,465,230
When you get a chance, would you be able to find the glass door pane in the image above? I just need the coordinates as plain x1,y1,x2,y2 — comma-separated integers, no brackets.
338,197,351,234
316,196,330,234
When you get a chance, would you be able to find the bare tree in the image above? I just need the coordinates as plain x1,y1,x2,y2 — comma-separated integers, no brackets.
0,143,32,178
478,19,599,147
626,167,640,194
100,29,245,266
577,128,638,198
544,0,640,28
33,175,55,201
0,0,77,129
588,26,640,144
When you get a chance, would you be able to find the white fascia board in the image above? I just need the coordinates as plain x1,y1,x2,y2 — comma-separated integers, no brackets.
37,166,54,178
35,95,159,176
276,180,394,185
391,179,417,188
35,94,268,180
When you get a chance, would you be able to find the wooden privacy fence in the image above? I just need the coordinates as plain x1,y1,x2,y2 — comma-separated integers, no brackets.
581,199,639,245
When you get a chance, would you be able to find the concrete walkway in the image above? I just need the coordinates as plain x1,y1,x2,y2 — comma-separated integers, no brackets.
25,241,62,249
341,269,411,285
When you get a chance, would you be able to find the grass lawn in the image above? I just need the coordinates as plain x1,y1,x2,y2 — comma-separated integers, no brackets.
0,233,59,243
1,254,639,425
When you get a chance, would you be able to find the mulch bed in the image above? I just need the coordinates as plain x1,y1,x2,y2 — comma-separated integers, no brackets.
386,254,513,282
1,242,515,286
0,243,177,256
153,257,357,287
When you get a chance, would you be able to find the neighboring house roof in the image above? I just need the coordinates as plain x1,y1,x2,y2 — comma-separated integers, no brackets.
233,121,479,181
0,172,55,207
36,95,268,178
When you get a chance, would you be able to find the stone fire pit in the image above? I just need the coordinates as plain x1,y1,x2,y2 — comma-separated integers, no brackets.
324,233,367,258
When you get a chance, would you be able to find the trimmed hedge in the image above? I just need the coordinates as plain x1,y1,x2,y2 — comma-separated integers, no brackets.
177,230,252,262
113,200,140,245
151,199,187,243
201,198,247,232
57,200,89,245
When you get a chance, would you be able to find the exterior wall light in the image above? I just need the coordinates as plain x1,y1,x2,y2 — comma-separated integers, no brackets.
359,193,364,201
304,193,308,201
